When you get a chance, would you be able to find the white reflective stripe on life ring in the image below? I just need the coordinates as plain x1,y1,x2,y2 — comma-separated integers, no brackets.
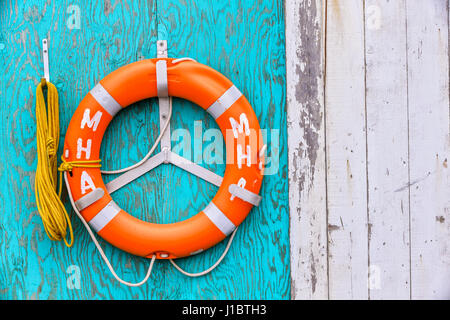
203,202,236,236
206,85,242,119
90,83,122,117
88,200,121,232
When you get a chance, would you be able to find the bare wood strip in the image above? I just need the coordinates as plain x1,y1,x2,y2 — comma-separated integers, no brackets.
286,0,328,299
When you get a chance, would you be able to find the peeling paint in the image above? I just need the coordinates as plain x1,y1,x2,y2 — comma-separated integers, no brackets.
310,250,317,293
294,0,323,191
435,216,445,223
328,224,340,231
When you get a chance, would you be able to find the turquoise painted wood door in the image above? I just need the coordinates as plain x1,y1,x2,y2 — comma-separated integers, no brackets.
0,0,289,299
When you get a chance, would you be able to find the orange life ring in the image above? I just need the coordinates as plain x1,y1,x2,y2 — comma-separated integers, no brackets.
63,58,264,259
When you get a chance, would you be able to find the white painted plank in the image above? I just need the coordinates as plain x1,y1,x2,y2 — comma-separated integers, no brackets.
325,0,369,299
364,0,411,299
286,0,328,299
406,0,450,300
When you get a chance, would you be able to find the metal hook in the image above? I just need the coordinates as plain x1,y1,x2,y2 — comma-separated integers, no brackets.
42,39,50,82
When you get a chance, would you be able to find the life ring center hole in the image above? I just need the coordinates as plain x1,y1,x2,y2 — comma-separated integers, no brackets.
99,97,226,225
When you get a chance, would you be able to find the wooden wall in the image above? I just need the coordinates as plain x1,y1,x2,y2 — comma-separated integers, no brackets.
1,0,448,300
287,0,450,299
0,0,289,299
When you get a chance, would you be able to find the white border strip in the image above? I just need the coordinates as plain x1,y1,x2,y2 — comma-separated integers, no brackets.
203,202,236,236
88,200,121,232
206,85,242,119
90,83,122,117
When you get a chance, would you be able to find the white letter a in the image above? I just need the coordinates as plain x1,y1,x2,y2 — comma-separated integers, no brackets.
80,171,95,195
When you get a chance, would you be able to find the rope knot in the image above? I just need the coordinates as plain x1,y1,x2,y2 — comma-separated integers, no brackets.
58,159,73,172
46,137,56,156
57,156,102,173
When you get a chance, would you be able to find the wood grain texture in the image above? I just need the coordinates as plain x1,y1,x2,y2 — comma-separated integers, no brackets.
406,0,450,299
365,0,410,299
285,0,449,300
286,0,450,299
286,0,328,299
325,0,369,300
4,0,450,300
157,0,289,300
0,0,289,299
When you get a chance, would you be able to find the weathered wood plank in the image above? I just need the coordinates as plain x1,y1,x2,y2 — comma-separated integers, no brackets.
406,0,450,299
325,0,369,299
364,0,411,299
286,0,328,299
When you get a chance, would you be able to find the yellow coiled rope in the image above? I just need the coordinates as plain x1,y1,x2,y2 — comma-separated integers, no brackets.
35,78,102,247
35,78,75,246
